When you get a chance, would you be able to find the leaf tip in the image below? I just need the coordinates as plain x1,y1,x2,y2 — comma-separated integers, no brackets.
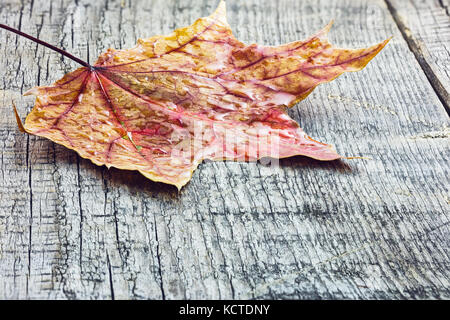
324,20,334,33
372,36,392,57
217,0,227,9
23,87,39,96
212,0,228,24
385,36,393,45
12,100,28,134
315,20,334,40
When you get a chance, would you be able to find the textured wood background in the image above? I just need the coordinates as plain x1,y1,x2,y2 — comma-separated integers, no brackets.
0,0,449,299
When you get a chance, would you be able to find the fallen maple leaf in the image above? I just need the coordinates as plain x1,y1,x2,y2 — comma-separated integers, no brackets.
4,1,389,189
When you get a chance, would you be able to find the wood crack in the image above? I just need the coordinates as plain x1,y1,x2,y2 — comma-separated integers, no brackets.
152,213,166,300
106,251,115,300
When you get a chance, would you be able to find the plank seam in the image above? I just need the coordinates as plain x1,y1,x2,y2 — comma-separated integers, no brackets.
385,0,450,115
438,0,450,16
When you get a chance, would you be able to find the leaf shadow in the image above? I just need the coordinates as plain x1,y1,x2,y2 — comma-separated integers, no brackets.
103,155,355,198
105,166,180,197
277,155,355,173
38,139,355,198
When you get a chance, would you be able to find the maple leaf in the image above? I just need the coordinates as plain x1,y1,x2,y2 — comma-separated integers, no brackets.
6,1,389,189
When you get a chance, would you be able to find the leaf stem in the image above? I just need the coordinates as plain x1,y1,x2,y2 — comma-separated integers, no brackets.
0,23,92,68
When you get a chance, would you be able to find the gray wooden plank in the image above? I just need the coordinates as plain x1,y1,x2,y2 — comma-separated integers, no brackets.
0,0,449,299
386,0,450,111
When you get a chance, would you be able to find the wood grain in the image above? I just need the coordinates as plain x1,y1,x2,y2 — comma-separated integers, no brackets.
386,0,450,112
0,0,449,299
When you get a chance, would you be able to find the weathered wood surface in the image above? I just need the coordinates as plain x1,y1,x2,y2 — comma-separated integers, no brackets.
0,0,448,299
386,0,450,111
